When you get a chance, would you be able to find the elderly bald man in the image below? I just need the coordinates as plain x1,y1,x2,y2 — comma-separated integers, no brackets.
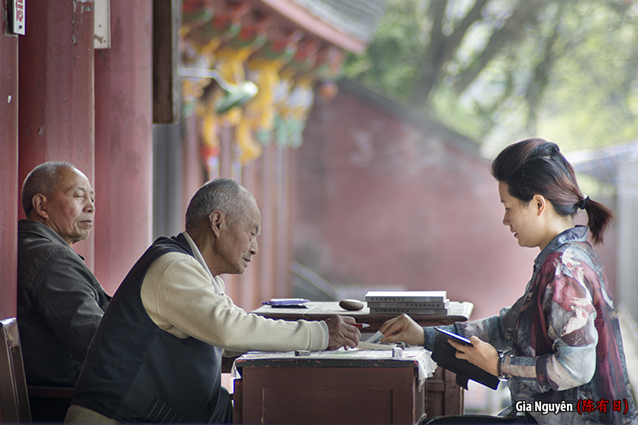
65,178,360,424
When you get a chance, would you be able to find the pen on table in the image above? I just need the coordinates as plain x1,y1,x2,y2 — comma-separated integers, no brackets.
352,323,370,329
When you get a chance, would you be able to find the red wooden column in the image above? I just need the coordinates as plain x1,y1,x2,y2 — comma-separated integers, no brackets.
258,144,276,302
182,113,204,215
94,0,153,293
18,0,96,267
0,5,19,320
274,146,292,297
239,162,259,310
219,124,234,179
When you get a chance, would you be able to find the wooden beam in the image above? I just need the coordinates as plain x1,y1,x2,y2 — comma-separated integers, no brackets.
153,0,180,124
256,0,365,54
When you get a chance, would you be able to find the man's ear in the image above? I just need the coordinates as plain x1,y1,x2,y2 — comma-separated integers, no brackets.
209,210,223,237
31,194,49,219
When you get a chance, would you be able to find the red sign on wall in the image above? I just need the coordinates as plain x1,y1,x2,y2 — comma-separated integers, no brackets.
13,0,25,35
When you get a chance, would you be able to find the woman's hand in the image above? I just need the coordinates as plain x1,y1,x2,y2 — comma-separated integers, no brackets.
448,336,499,376
378,314,425,346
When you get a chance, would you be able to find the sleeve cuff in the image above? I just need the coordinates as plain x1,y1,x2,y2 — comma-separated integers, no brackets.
319,320,329,350
423,327,437,351
499,353,511,378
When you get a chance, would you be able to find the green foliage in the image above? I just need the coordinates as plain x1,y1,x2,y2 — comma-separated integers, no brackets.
343,0,424,100
345,0,638,157
536,1,638,152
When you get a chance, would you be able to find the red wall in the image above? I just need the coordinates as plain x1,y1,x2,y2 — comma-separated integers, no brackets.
94,0,153,294
0,9,19,320
18,0,96,267
293,86,537,320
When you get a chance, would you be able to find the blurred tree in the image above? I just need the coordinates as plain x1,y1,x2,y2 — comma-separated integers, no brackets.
343,0,638,155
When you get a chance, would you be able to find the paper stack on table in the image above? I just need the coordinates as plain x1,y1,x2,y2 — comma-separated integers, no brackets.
365,290,449,315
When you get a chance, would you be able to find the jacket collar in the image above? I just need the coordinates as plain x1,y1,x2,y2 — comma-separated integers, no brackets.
19,219,73,247
533,225,589,274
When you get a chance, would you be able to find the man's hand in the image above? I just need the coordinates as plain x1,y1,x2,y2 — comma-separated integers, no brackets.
378,314,425,346
448,336,499,376
325,315,360,350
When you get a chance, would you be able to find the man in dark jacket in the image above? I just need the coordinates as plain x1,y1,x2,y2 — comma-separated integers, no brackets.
17,162,111,420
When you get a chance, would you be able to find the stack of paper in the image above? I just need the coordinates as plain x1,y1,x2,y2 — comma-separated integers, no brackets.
365,290,449,315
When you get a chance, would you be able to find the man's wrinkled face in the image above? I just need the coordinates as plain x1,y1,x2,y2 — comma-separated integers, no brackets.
216,196,261,275
42,168,95,246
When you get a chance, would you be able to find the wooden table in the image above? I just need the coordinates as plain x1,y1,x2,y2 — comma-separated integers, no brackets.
251,301,473,331
232,348,433,425
250,301,473,418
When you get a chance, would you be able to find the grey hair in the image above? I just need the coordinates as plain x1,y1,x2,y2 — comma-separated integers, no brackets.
185,178,253,230
21,161,77,217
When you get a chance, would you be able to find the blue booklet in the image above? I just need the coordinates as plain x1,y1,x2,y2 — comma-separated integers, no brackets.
262,298,310,308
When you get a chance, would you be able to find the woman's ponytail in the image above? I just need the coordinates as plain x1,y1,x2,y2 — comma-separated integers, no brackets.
582,198,614,245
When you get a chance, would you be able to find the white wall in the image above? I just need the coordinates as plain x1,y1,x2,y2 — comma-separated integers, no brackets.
617,160,638,323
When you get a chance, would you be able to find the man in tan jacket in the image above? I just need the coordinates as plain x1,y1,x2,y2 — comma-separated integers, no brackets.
65,178,360,424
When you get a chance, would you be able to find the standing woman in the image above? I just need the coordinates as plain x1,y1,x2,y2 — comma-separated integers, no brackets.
380,139,637,424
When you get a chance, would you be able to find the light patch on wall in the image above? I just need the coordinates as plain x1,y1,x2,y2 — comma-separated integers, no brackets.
12,0,25,35
94,0,110,49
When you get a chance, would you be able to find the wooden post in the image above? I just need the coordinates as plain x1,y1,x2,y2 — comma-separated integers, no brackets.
18,0,96,267
0,0,19,319
153,0,180,124
94,0,154,293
